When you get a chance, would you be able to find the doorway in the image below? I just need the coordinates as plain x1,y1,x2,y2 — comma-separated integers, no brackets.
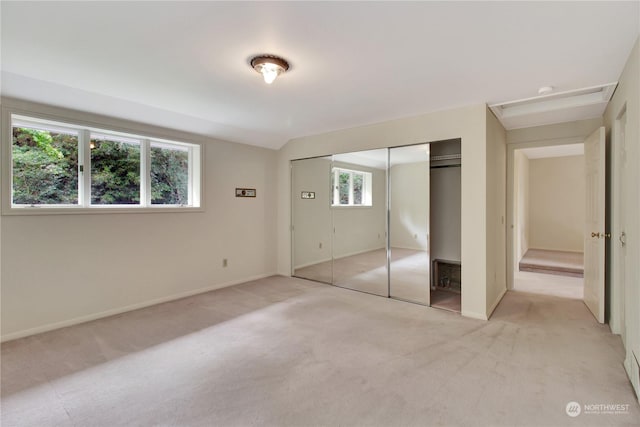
611,106,627,342
511,144,586,299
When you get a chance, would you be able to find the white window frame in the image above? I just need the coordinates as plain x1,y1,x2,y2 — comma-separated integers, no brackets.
332,167,372,207
3,110,203,215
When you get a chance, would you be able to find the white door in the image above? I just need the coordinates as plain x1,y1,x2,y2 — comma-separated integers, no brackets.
584,127,606,323
389,144,431,305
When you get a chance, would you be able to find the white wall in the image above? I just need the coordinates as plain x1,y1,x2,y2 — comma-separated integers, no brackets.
486,109,507,316
528,155,585,252
277,104,492,320
390,162,429,251
604,37,639,401
514,150,530,264
1,98,278,340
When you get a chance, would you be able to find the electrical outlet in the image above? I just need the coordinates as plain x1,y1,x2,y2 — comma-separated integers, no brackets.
223,258,228,268
414,233,418,239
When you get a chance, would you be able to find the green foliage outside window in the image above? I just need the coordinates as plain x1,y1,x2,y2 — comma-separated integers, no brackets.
91,139,141,204
151,146,188,205
12,127,79,204
339,171,350,204
12,126,192,206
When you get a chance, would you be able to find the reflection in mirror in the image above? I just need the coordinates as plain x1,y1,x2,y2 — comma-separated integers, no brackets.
292,156,333,283
331,149,388,296
389,144,430,304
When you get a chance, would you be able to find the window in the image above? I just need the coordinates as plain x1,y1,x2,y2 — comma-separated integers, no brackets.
91,134,141,205
12,124,79,205
9,115,201,210
332,167,372,206
150,142,189,205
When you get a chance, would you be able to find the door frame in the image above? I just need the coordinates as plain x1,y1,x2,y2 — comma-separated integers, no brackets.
506,136,586,291
610,104,628,337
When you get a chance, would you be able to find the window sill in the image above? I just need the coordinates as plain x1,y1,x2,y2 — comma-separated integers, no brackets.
2,206,204,216
331,205,373,209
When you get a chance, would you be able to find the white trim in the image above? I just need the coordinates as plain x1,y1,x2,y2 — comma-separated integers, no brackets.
4,206,204,216
0,272,278,343
141,139,151,205
334,246,386,260
294,257,332,270
293,246,387,270
80,129,91,205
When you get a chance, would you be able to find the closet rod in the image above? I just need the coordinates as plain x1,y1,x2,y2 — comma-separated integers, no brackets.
430,164,461,169
431,154,461,162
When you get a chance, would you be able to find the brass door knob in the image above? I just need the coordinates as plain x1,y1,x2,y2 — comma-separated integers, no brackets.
591,232,600,238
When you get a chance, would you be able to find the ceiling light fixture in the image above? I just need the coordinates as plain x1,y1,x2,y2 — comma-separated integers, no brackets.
250,55,290,84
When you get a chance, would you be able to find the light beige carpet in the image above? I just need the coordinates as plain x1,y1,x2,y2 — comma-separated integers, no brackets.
519,248,584,277
294,248,431,304
514,270,584,300
2,276,637,426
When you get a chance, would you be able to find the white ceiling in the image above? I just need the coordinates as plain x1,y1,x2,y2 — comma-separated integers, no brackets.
520,144,584,160
333,144,430,169
1,2,638,149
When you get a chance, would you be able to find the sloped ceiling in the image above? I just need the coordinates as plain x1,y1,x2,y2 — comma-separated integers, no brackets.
1,2,638,149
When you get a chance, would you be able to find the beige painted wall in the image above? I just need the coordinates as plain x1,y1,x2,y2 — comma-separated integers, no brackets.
430,166,461,262
1,98,278,340
528,155,585,252
604,37,639,401
277,104,493,320
486,109,507,316
390,162,429,251
514,151,530,263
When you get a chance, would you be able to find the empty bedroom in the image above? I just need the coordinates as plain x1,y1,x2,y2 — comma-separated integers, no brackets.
1,1,639,426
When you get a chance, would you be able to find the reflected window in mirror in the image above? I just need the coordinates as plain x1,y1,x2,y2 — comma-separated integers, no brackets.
331,167,372,206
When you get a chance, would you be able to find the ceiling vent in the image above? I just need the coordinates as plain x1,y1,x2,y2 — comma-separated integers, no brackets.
489,83,617,130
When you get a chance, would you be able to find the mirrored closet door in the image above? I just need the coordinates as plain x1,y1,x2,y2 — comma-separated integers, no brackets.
292,156,333,284
331,149,388,296
291,140,462,313
388,144,431,305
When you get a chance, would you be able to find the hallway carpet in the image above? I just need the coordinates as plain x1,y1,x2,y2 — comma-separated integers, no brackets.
1,276,637,426
519,248,584,277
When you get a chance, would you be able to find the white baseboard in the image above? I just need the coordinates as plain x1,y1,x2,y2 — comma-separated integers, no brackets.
294,258,332,270
333,246,385,260
294,246,385,270
1,272,277,343
487,287,507,319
